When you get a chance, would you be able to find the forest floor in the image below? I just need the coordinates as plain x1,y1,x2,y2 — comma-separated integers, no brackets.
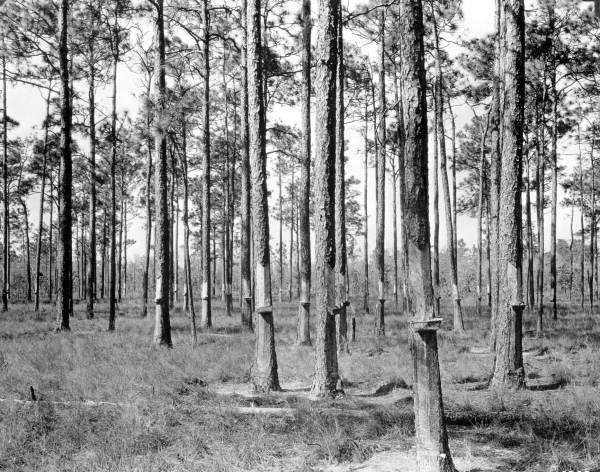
0,297,599,471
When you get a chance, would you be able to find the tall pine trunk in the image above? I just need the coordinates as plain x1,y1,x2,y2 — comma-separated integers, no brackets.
489,0,502,348
525,152,535,309
550,63,558,320
432,8,464,333
108,8,120,331
400,1,456,469
490,0,525,389
590,139,596,314
200,0,212,328
56,0,72,330
141,115,152,318
182,118,197,343
374,10,386,336
362,97,370,315
335,2,348,354
579,126,585,310
240,0,253,331
34,91,50,312
248,0,279,392
535,95,545,336
310,0,340,397
297,0,312,340
153,0,172,346
2,55,8,311
86,38,97,319
476,115,490,317
432,91,440,317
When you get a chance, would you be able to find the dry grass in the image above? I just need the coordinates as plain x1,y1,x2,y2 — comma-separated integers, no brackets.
0,298,599,471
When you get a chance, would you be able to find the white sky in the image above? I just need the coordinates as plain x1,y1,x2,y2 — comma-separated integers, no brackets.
6,0,577,261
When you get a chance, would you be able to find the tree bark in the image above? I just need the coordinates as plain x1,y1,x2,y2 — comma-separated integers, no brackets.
153,0,172,346
48,170,54,302
362,96,369,315
278,157,283,302
34,91,51,312
108,7,120,331
489,0,502,348
248,0,280,392
490,0,525,390
86,36,97,319
525,150,535,309
55,0,72,330
310,0,340,398
297,0,312,344
200,0,212,328
579,125,585,310
535,93,545,336
374,10,386,337
289,169,294,302
590,138,596,314
1,55,8,311
335,0,348,354
222,46,232,316
240,0,253,331
432,90,440,317
550,53,558,320
182,118,197,344
399,1,456,469
141,115,153,318
477,114,490,317
432,7,464,333
394,59,407,315
21,200,32,302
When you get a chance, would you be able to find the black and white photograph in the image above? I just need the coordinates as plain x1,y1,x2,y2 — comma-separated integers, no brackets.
0,0,598,470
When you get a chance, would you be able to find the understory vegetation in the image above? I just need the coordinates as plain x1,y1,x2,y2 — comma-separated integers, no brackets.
0,299,598,472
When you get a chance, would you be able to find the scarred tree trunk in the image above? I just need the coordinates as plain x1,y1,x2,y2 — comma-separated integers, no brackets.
476,114,490,317
310,0,340,398
182,118,197,344
2,55,9,311
335,1,348,354
579,126,585,310
374,10,386,337
590,139,596,314
34,91,51,312
432,8,464,333
432,91,440,317
101,209,106,299
362,96,370,316
570,205,574,300
222,47,232,316
395,59,408,314
141,115,152,318
490,0,525,389
108,7,120,332
289,169,294,302
550,63,558,320
400,1,456,469
200,0,212,328
21,200,32,302
153,0,172,346
448,96,458,266
489,0,502,348
525,151,535,309
248,0,280,392
278,158,283,302
535,94,545,336
240,0,253,331
297,0,311,344
55,0,72,330
86,35,97,319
